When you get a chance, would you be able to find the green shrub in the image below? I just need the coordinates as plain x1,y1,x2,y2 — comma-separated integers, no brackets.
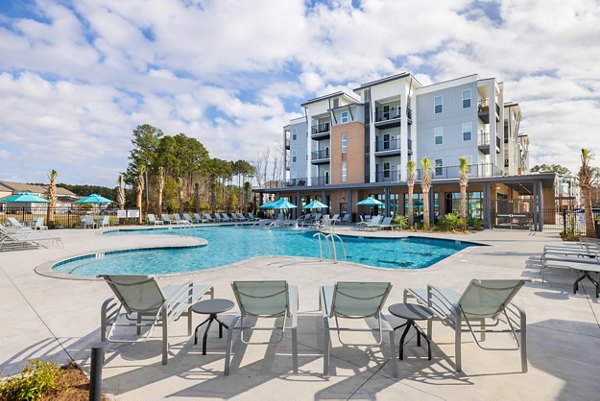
392,215,408,230
471,218,482,230
0,359,64,401
438,213,462,231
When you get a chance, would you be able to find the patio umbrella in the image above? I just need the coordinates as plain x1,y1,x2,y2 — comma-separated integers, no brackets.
303,200,328,210
259,200,277,209
356,196,384,207
272,198,297,209
1,192,49,203
74,194,113,204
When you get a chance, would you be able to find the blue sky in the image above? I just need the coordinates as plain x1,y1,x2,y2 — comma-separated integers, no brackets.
0,0,598,186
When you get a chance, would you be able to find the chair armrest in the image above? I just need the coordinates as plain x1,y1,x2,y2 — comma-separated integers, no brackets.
320,285,334,317
427,285,461,324
289,285,299,328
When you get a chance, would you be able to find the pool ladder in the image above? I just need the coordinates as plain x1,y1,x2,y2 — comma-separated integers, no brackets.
170,224,199,237
313,232,346,263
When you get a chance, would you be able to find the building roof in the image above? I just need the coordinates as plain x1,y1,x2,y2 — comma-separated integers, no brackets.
300,91,359,107
353,72,416,91
0,181,76,197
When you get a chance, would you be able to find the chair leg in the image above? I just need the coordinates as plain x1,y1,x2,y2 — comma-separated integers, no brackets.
292,327,298,374
480,319,486,342
162,309,168,365
388,329,398,378
224,316,240,376
520,310,528,373
323,317,330,376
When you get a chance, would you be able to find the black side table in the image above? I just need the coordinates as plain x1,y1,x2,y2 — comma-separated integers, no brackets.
388,303,434,360
192,299,235,355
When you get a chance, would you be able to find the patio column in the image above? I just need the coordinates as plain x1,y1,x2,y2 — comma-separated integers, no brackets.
321,191,328,209
532,181,543,231
483,184,492,229
347,189,353,221
296,191,301,217
384,187,391,217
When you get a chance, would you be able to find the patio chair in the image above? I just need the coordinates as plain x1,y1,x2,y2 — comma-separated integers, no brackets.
6,217,32,232
80,215,97,229
377,216,395,230
98,216,110,228
173,213,190,224
99,274,214,365
320,281,397,377
220,213,232,222
183,213,194,224
247,213,259,221
193,213,207,223
147,213,164,225
213,213,224,222
340,213,352,224
162,214,174,224
204,213,215,223
31,217,48,230
0,225,61,250
225,280,298,375
236,213,247,222
404,279,529,372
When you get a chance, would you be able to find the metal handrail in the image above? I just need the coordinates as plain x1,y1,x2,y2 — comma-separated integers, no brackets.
326,234,347,263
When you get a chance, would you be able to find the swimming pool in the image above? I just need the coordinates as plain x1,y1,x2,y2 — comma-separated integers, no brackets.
52,226,476,276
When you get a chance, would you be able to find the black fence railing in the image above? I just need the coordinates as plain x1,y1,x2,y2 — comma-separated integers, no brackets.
375,170,400,182
540,208,600,234
311,122,330,134
284,178,307,187
311,149,330,160
375,138,400,152
311,176,329,186
0,206,140,228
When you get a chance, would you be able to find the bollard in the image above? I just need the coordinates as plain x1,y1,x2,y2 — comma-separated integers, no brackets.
89,343,106,401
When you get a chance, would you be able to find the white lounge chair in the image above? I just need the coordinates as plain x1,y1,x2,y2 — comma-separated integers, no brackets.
193,213,207,223
183,213,194,224
320,281,397,377
99,274,214,365
80,215,97,229
404,279,529,372
173,213,191,224
162,214,174,224
98,216,110,228
147,214,164,225
31,217,48,230
225,280,298,375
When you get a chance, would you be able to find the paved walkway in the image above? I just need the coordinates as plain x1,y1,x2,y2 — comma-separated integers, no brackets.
1,226,599,400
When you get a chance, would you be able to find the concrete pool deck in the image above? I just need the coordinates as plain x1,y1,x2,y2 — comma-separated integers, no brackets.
1,226,599,400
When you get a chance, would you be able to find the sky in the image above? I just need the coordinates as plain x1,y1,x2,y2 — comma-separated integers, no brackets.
0,0,598,187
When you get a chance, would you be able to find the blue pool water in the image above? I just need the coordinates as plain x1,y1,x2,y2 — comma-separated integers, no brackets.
52,226,476,276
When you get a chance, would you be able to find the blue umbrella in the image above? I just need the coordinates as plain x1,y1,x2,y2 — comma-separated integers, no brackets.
259,200,277,209
303,200,328,210
1,192,49,203
273,198,297,210
74,194,113,204
356,196,384,206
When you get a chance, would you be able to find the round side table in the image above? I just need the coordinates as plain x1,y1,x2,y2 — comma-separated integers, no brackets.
388,303,433,360
192,299,235,355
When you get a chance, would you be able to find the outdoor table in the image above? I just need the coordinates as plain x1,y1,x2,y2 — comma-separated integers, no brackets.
569,263,600,298
388,303,434,360
192,298,234,355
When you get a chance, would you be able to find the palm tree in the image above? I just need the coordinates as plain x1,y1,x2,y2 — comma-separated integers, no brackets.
578,148,595,238
117,174,126,210
156,166,165,214
136,165,146,225
406,160,416,227
421,157,432,229
458,156,469,230
46,169,57,225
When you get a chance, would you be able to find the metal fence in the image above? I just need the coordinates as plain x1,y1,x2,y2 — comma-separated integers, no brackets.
0,206,140,228
541,209,600,234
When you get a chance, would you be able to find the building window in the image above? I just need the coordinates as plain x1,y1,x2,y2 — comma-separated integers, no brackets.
342,162,347,182
341,111,348,123
435,159,443,176
383,162,391,178
292,128,297,140
462,122,472,141
462,89,471,108
292,150,297,162
434,96,443,114
341,133,347,153
434,127,443,145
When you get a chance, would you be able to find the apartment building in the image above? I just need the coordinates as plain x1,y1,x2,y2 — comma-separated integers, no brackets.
272,73,555,230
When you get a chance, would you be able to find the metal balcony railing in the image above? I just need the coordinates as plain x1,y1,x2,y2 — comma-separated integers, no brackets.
375,169,400,182
311,122,330,134
311,175,329,186
375,138,400,152
311,149,330,160
284,178,307,187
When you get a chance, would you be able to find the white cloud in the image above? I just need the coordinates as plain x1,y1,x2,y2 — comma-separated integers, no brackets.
0,0,599,185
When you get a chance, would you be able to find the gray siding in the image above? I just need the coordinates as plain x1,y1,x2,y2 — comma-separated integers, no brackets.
416,82,480,171
289,120,307,180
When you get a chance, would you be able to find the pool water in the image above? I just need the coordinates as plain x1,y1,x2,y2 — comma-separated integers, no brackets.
52,226,476,276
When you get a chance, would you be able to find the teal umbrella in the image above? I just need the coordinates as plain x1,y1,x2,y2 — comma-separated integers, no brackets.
356,196,384,206
1,192,49,203
259,200,277,209
74,194,113,204
303,200,328,210
273,198,297,209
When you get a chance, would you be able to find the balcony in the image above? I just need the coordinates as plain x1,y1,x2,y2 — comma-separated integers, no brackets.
374,138,412,156
285,138,290,149
416,163,503,180
311,148,330,164
284,178,307,187
311,175,329,186
311,122,330,139
478,99,500,124
375,169,400,183
478,133,501,155
374,107,412,129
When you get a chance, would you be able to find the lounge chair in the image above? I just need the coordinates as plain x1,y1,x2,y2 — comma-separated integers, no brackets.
173,213,190,224
0,225,61,250
193,213,207,223
236,213,247,222
31,217,48,230
162,214,175,224
247,213,259,221
5,217,32,233
204,213,215,223
98,216,110,228
147,213,164,225
213,213,224,222
377,216,396,230
340,213,352,224
320,281,397,377
220,213,232,222
225,280,298,375
80,215,97,229
99,274,214,365
404,279,529,372
183,213,194,224
330,214,340,224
